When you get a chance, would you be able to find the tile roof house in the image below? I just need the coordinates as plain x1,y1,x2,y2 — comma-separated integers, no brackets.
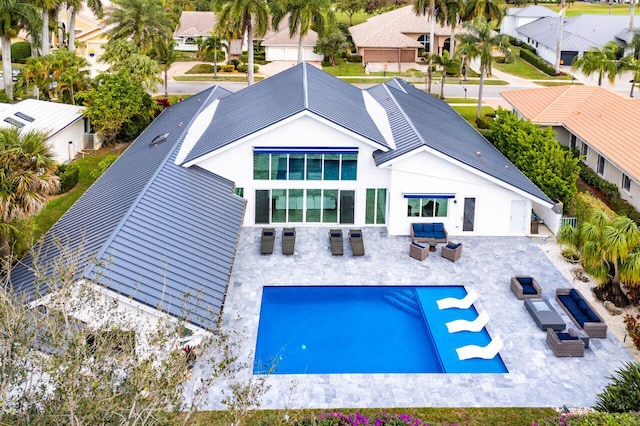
501,85,640,211
10,64,557,332
173,11,243,56
349,6,455,68
0,99,99,163
514,15,640,66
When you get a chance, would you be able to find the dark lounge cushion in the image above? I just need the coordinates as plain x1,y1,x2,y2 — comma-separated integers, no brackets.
263,231,274,236
446,243,460,249
522,284,537,295
284,232,295,237
433,223,444,232
331,233,341,238
556,332,579,341
412,242,425,249
412,223,422,233
423,223,434,233
518,277,533,285
586,309,600,322
574,313,589,327
570,289,581,302
578,299,589,312
351,233,361,238
433,231,446,239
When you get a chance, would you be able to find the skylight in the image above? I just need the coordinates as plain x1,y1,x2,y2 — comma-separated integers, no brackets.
149,133,169,147
14,112,35,122
4,117,24,128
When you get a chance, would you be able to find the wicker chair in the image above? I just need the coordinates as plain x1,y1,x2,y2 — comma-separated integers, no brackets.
409,241,428,260
282,228,296,255
260,228,275,255
441,242,462,262
546,328,585,357
329,229,343,256
348,229,365,256
510,276,542,299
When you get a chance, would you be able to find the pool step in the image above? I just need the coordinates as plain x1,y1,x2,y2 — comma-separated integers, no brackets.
383,291,421,318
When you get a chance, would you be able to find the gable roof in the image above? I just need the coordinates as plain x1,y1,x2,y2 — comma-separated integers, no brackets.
502,85,640,184
0,99,84,137
9,86,246,329
516,15,640,51
349,5,450,49
181,63,390,164
368,79,553,204
173,11,216,37
506,5,558,18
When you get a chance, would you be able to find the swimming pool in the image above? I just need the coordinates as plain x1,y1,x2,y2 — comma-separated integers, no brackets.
253,286,507,374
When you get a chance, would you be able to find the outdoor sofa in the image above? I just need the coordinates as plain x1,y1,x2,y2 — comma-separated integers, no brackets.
510,276,542,299
556,288,607,338
410,223,447,245
546,328,585,357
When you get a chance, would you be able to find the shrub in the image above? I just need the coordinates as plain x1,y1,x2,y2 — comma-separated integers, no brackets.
293,411,430,425
237,64,258,73
520,48,556,76
346,54,362,63
541,411,640,425
475,115,493,129
220,64,235,72
56,163,80,194
578,163,620,200
624,315,640,350
239,53,248,63
594,362,640,413
445,59,461,76
571,192,613,224
90,155,118,179
185,64,216,74
229,59,240,69
10,41,31,63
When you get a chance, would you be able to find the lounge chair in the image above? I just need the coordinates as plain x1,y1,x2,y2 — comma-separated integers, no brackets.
282,228,296,255
456,335,503,361
546,328,585,357
441,242,462,262
329,229,343,256
261,228,275,254
348,229,365,256
445,310,490,333
436,288,478,310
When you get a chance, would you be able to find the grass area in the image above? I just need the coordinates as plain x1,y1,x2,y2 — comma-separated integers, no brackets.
322,58,366,76
334,11,369,26
535,81,584,87
174,75,264,82
452,105,495,123
190,407,559,425
546,1,640,17
338,77,397,83
33,145,129,240
174,51,200,61
493,47,573,81
445,97,477,104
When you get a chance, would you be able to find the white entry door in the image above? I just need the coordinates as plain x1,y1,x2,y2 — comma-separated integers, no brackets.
509,200,526,234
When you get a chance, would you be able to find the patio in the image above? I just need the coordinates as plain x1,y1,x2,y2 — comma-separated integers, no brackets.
195,227,634,409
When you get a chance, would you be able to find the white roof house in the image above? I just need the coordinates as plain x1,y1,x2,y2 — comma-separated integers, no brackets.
0,99,97,163
500,5,558,38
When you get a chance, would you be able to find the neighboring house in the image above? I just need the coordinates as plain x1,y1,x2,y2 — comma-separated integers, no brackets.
172,11,243,56
0,99,99,164
500,5,558,38
10,64,557,332
262,28,323,62
502,85,640,212
515,15,640,66
349,6,455,68
58,6,110,77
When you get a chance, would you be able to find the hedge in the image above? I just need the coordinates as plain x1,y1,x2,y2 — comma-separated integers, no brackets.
220,64,235,72
346,54,362,63
10,41,31,64
237,64,259,73
56,163,80,194
519,49,556,76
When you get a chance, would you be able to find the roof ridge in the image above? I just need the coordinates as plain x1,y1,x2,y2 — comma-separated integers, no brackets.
303,62,309,109
382,84,428,147
531,86,576,120
84,87,221,280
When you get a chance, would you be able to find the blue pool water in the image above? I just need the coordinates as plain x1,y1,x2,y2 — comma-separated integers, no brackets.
254,286,507,374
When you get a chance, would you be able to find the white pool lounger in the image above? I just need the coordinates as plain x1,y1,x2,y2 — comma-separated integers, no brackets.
446,310,490,333
436,288,478,310
456,335,504,360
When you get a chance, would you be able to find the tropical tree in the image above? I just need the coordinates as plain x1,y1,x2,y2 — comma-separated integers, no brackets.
215,0,270,85
0,0,42,100
413,0,436,92
437,0,463,56
65,0,102,52
101,38,162,90
314,24,347,65
558,209,640,307
151,35,178,96
571,41,620,86
0,128,59,260
456,16,512,117
463,0,504,23
619,55,640,97
35,0,60,55
334,0,367,26
47,48,90,103
103,0,172,54
271,0,335,64
432,50,457,98
197,31,228,78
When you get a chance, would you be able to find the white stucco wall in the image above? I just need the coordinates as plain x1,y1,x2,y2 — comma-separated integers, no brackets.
385,150,533,237
47,119,86,164
265,46,323,62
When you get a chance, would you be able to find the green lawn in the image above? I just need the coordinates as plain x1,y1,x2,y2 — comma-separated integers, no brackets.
453,105,495,123
335,11,369,26
546,1,640,17
322,58,366,76
493,47,573,80
174,75,264,82
33,145,129,240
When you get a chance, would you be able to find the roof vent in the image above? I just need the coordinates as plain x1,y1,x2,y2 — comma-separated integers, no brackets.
4,117,24,128
476,151,482,156
14,112,34,122
149,132,169,147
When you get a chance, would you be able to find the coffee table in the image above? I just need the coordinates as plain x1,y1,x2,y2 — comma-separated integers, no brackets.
524,298,565,331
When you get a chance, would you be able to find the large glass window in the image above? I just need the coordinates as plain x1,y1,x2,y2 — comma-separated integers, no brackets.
366,188,386,224
597,155,605,175
255,189,354,224
306,154,322,180
407,197,449,218
324,154,340,181
289,154,305,180
323,190,338,222
288,189,304,222
341,154,357,180
253,153,269,180
271,154,288,180
254,152,358,181
306,189,322,222
271,189,287,222
622,174,631,192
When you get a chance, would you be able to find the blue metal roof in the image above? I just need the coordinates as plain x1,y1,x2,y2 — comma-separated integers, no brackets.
182,62,389,164
368,79,553,204
9,85,246,329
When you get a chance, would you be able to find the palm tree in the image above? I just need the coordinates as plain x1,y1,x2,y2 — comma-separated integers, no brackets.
198,31,228,78
571,41,620,86
66,0,102,52
35,0,60,55
215,0,270,85
433,50,457,99
619,55,640,97
0,128,59,260
559,210,640,307
271,0,334,64
0,0,41,100
463,0,504,23
437,0,463,56
152,36,178,96
103,0,171,54
414,0,436,92
101,39,162,90
456,16,512,117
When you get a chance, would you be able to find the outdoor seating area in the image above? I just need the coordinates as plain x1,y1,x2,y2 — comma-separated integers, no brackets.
511,276,542,299
546,328,586,357
410,222,448,245
441,242,462,262
556,288,607,338
409,241,428,260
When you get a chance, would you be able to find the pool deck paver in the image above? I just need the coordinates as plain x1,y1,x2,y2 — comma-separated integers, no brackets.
193,227,634,410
